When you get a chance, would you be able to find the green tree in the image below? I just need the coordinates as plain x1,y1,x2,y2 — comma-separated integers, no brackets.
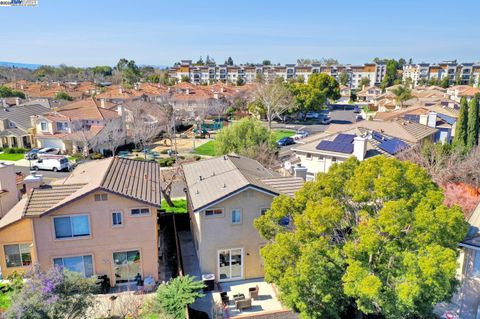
92,65,113,77
391,85,412,108
428,76,439,86
467,94,479,151
215,117,277,156
195,56,204,66
262,60,272,66
0,86,25,99
359,77,371,88
339,71,349,86
54,91,74,101
115,58,141,87
381,60,400,89
255,156,467,319
440,76,451,88
226,57,234,66
307,73,341,101
253,82,294,129
154,275,204,319
453,97,469,149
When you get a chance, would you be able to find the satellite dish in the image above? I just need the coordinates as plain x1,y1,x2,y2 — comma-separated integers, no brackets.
284,161,292,171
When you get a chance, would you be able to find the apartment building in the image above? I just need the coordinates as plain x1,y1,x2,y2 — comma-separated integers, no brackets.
169,60,387,89
403,61,480,87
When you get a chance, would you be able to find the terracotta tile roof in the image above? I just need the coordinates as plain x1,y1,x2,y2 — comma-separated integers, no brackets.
54,98,119,121
96,85,145,100
22,157,161,217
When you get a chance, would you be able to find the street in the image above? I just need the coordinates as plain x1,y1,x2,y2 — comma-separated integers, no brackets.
15,166,71,184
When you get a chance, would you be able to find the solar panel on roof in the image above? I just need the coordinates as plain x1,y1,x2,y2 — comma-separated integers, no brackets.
436,113,456,125
334,133,355,144
404,114,420,123
378,138,409,155
372,131,386,142
316,140,354,154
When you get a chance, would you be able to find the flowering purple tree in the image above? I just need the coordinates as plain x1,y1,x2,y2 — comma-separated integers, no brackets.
6,265,98,319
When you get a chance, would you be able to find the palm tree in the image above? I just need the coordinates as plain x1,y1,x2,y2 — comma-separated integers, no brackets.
392,85,412,108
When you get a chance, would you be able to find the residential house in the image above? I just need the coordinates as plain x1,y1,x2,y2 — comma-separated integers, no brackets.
0,102,50,149
183,155,304,282
0,163,23,219
357,86,382,103
32,98,124,154
0,157,162,285
292,120,437,179
447,85,480,103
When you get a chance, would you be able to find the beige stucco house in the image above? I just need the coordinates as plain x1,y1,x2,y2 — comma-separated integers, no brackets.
183,155,304,282
0,157,162,286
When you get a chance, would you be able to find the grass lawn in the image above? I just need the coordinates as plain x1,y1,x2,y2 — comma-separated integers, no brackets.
0,291,12,311
193,140,216,156
273,129,295,141
0,153,24,161
161,199,188,214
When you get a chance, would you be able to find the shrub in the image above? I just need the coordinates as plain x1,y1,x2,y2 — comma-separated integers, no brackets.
158,157,176,167
3,147,28,154
153,276,205,319
88,152,104,160
6,266,98,319
54,91,74,101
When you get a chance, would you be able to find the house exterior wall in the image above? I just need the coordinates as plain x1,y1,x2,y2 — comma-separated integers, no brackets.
191,189,273,281
0,164,21,218
458,248,480,319
0,218,36,278
32,191,159,286
296,152,348,180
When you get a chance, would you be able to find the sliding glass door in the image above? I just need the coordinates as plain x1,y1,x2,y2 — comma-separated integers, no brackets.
113,250,141,284
218,248,243,281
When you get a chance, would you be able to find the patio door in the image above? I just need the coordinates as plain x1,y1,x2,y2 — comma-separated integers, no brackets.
218,248,243,281
113,250,141,284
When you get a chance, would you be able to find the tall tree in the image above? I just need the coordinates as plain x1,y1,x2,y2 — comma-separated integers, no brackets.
391,85,412,108
440,76,451,88
453,97,469,150
339,72,349,86
308,73,341,101
226,57,234,66
359,77,371,88
467,94,479,151
381,59,400,89
253,82,294,129
254,156,467,319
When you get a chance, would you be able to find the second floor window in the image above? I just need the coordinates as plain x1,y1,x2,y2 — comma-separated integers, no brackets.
40,121,48,131
131,208,150,216
54,215,90,239
231,209,242,224
205,208,223,217
112,211,123,226
4,243,32,268
56,122,69,131
94,194,108,201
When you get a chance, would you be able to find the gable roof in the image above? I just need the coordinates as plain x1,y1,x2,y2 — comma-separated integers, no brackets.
183,155,304,212
23,157,161,217
54,98,119,121
0,103,49,130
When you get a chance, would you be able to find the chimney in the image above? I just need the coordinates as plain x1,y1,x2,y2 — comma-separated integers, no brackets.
220,87,225,93
419,114,428,126
20,84,24,90
2,99,6,108
427,112,437,128
293,164,308,181
353,136,367,161
185,89,190,95
134,83,139,90
100,98,105,108
213,92,220,99
119,87,124,94
15,97,20,105
24,172,43,194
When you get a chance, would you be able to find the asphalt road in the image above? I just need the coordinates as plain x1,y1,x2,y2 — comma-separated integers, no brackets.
275,105,358,157
16,166,71,184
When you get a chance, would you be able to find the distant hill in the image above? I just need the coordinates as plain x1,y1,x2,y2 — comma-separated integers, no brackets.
0,61,41,70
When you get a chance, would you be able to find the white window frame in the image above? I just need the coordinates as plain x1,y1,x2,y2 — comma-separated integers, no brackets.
40,121,48,132
205,208,224,218
52,214,91,240
3,243,32,268
231,208,242,225
305,153,313,160
112,211,123,227
130,207,150,216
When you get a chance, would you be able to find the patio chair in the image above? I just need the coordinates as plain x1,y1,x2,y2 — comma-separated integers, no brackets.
235,298,252,311
220,291,229,305
249,285,259,300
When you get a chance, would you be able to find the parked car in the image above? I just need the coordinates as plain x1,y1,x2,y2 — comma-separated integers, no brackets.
38,147,60,155
24,148,41,160
319,117,332,124
292,130,310,140
32,155,71,172
277,137,295,147
305,112,320,119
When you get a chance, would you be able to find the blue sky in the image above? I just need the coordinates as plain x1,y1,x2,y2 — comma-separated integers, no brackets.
0,0,478,67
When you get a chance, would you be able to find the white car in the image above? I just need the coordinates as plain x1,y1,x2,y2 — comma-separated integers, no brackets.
32,155,71,172
292,130,310,140
38,147,60,155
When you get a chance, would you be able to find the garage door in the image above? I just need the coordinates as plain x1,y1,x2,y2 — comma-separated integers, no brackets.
38,138,65,151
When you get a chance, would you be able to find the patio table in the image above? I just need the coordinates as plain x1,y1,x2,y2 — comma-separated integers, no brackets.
233,293,245,301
